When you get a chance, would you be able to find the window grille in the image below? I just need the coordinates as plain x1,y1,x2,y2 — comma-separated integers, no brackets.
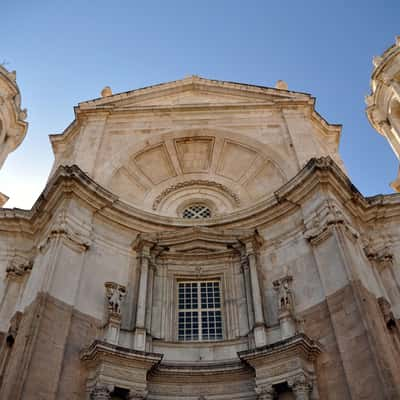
178,280,223,341
182,204,211,219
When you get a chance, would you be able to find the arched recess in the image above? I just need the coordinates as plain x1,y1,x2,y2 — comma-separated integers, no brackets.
103,127,293,214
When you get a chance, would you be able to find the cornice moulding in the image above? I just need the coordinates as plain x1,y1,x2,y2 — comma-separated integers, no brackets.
1,158,400,237
49,76,340,150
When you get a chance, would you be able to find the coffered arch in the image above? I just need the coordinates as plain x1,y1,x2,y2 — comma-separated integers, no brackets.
103,127,292,216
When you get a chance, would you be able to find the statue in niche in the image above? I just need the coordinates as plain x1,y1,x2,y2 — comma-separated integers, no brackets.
104,282,126,317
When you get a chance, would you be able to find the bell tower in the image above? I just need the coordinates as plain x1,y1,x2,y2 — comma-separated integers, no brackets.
366,36,400,191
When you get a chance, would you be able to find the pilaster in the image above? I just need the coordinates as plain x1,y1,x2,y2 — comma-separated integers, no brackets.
243,236,267,347
303,199,400,399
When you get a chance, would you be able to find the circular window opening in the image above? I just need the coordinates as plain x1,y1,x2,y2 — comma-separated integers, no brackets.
182,204,212,219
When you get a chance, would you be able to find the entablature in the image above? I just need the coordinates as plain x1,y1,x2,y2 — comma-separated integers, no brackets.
1,158,400,239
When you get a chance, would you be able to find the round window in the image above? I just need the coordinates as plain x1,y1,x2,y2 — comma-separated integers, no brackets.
182,204,212,219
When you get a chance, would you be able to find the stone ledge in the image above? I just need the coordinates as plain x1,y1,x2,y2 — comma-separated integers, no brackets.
80,339,163,366
238,333,322,363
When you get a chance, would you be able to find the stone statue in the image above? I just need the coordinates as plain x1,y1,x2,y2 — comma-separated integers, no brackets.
274,275,294,315
105,282,126,317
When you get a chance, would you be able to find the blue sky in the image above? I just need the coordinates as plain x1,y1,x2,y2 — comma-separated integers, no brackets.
0,1,399,208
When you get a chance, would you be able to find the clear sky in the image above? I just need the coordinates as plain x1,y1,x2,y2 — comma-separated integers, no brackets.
0,1,399,209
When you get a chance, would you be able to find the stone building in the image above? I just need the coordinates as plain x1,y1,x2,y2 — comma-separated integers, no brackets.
367,36,400,192
0,65,28,206
0,66,400,399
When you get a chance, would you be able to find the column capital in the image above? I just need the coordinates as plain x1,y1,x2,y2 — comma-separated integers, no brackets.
6,258,33,280
256,384,275,400
90,384,111,400
288,374,313,399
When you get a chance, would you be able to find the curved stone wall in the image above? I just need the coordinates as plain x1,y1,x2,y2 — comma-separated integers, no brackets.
0,65,28,170
366,36,400,190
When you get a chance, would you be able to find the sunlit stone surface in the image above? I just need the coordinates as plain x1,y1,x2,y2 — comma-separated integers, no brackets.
0,74,399,399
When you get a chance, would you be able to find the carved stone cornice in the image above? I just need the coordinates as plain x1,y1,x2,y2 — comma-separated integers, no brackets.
2,158,400,237
152,179,240,210
303,200,359,246
132,227,262,261
80,340,162,366
38,216,91,253
148,359,251,382
239,333,322,365
81,340,162,400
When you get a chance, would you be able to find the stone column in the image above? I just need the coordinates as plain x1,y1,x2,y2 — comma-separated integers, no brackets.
145,261,155,332
241,254,255,331
134,243,151,350
244,239,267,347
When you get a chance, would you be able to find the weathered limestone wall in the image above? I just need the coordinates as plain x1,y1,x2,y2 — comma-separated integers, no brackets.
0,293,98,400
0,161,399,399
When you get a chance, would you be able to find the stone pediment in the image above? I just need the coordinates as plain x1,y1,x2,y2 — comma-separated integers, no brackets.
132,227,263,257
79,76,310,111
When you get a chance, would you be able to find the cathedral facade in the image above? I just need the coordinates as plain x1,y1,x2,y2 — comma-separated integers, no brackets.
1,43,400,399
